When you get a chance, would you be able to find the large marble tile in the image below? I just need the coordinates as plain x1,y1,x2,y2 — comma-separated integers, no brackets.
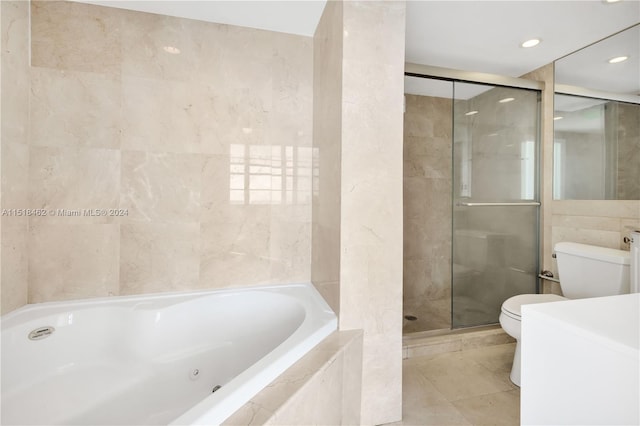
120,10,206,82
1,1,30,146
120,77,215,154
119,222,200,295
1,141,29,209
120,151,201,223
452,390,521,425
199,208,271,288
268,219,311,283
29,146,120,224
30,67,121,149
1,221,29,314
552,200,640,218
551,225,621,250
28,224,120,302
31,0,122,74
460,342,517,374
414,351,514,402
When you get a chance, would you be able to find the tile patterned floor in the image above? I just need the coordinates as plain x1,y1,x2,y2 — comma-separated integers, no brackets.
385,343,520,426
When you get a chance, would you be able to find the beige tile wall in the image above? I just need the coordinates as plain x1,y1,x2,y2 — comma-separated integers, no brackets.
1,0,30,314
14,0,313,305
312,1,405,424
403,94,452,332
339,1,405,424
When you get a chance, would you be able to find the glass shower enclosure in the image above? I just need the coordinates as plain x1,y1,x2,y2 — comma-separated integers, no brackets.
451,82,540,328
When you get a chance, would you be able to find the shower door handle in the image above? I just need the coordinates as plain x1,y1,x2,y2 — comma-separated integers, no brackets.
457,201,541,207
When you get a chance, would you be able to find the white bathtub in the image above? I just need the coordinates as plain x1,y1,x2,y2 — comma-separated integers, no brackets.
1,282,337,425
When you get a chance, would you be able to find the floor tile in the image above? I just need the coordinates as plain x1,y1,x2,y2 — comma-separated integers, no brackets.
452,390,521,425
413,351,514,402
387,342,521,426
460,343,516,374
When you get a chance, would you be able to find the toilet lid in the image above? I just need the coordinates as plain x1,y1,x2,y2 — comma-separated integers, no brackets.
501,294,567,318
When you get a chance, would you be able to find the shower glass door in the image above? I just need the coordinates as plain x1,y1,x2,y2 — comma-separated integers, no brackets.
452,82,540,328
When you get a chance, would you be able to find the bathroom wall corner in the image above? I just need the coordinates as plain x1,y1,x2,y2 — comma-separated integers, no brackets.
311,0,343,315
521,63,555,291
1,0,30,314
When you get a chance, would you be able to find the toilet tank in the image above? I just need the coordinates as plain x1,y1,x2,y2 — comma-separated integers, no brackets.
555,242,630,299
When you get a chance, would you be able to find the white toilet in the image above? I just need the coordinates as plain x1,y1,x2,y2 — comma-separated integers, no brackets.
499,241,632,386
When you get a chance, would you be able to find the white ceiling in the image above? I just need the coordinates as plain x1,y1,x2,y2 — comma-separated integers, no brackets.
405,1,639,79
73,1,327,36
75,1,639,95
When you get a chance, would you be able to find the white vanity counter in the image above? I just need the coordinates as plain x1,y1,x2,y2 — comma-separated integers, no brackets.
520,293,639,425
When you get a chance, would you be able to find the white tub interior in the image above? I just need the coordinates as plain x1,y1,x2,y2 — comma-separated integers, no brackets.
1,282,337,425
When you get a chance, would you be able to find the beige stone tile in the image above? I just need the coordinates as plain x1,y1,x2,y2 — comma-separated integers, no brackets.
1,141,29,209
452,390,521,426
406,338,461,359
200,154,232,222
461,331,515,351
338,4,406,421
402,363,449,407
119,222,199,295
395,401,472,426
414,351,513,402
120,151,201,223
460,343,517,374
552,200,640,218
121,77,213,154
1,220,29,314
1,1,30,146
551,225,621,250
222,401,274,426
266,351,343,425
312,280,340,314
552,214,620,231
199,208,271,288
341,331,364,425
227,331,362,426
28,224,120,303
29,146,121,224
120,10,206,82
31,1,122,74
30,67,121,149
268,219,311,283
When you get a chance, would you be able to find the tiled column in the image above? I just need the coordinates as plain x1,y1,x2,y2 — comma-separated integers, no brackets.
340,1,405,424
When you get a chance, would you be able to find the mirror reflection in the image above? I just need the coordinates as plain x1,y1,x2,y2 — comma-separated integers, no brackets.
554,24,640,200
554,94,640,200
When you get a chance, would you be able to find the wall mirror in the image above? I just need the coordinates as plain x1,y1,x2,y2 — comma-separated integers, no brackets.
554,24,640,200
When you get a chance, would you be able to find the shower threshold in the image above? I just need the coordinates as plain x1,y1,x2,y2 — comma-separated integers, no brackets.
403,324,513,360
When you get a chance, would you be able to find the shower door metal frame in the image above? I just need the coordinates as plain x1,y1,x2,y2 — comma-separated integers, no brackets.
405,63,544,91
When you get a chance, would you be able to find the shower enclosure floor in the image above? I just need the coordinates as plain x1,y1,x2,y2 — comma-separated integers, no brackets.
403,297,450,334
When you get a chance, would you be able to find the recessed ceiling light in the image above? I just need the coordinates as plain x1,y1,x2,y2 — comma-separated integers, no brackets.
163,46,181,54
465,110,479,116
604,0,621,3
499,97,515,103
554,116,564,121
521,39,540,48
608,56,628,64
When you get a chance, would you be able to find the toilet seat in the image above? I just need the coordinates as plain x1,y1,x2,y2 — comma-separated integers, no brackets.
501,294,567,321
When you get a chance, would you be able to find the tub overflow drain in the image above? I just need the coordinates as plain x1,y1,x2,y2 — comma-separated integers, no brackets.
28,326,55,340
212,385,221,393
